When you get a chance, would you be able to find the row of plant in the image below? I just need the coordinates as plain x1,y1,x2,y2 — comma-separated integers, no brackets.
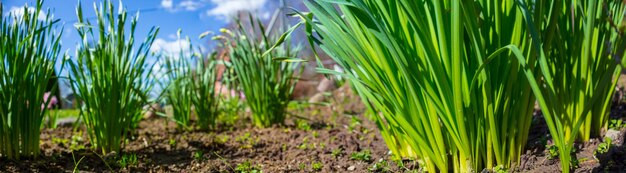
268,0,626,172
1,0,301,159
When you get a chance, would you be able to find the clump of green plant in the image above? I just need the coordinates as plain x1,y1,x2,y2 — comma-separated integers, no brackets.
69,0,159,154
216,16,302,128
609,119,625,130
518,0,626,171
369,159,391,172
193,150,204,161
331,148,343,158
595,137,612,157
235,160,261,173
0,0,63,159
117,153,138,168
350,149,372,162
311,161,323,171
274,0,539,171
547,145,559,160
157,29,194,130
191,50,220,130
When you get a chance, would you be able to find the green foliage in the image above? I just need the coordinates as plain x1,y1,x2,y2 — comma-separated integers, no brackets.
157,30,194,130
191,51,220,130
609,119,625,130
69,0,159,154
369,159,391,172
311,161,323,171
117,153,138,168
350,149,372,162
518,0,626,171
548,145,559,159
0,0,63,159
274,0,539,171
595,137,612,156
216,16,302,128
193,150,204,161
331,148,343,158
235,160,262,173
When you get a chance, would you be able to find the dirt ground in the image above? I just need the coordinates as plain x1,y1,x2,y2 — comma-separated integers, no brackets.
1,83,626,172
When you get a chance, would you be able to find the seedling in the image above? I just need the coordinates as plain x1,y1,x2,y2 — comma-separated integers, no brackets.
235,160,261,173
369,159,391,172
609,119,625,130
351,150,372,162
193,151,204,161
595,137,612,157
117,153,138,168
331,148,343,158
548,145,559,159
169,138,177,147
311,161,323,171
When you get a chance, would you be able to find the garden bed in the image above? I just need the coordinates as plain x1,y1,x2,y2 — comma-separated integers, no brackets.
1,86,626,173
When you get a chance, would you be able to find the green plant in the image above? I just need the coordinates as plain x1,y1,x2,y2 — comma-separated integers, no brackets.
298,162,306,170
191,48,221,130
369,159,391,172
296,119,311,131
117,153,138,168
169,138,176,147
235,160,261,173
193,150,204,161
331,148,343,158
609,119,625,130
517,0,626,171
595,137,612,156
273,0,539,171
216,16,302,128
548,145,559,159
157,29,194,130
311,161,323,171
69,0,159,154
0,0,63,159
350,149,372,162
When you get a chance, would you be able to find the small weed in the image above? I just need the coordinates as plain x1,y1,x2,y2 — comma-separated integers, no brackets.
311,161,323,171
312,131,319,138
296,120,312,131
236,132,258,149
193,151,204,161
298,163,306,170
369,159,391,172
117,153,138,168
70,132,85,151
493,165,507,173
594,137,612,157
332,148,343,158
609,119,625,130
281,144,287,151
216,135,230,144
351,149,372,162
547,145,559,159
169,138,177,147
348,116,362,132
235,160,261,173
298,143,308,150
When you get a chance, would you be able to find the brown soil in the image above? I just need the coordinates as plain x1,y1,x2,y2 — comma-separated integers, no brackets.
1,82,626,172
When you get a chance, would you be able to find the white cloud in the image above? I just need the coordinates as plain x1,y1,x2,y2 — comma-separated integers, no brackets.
150,38,192,56
180,0,203,11
162,0,206,12
8,6,48,21
206,0,268,20
161,0,174,9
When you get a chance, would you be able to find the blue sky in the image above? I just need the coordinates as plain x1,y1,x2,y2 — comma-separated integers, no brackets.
4,0,275,97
